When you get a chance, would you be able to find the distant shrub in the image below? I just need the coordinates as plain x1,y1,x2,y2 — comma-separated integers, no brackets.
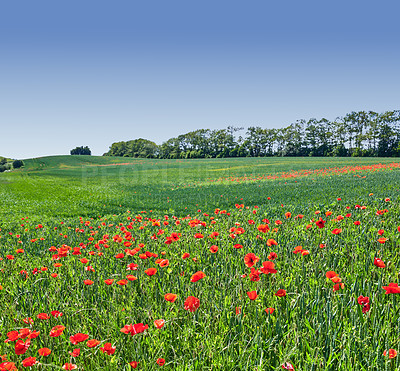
0,157,7,165
0,165,6,173
13,160,24,169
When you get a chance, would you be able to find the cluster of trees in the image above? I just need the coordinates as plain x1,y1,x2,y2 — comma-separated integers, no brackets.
0,157,24,172
104,139,158,158
103,110,400,159
70,146,92,155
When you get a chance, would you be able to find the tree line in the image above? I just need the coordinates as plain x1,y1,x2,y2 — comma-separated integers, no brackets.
103,110,400,159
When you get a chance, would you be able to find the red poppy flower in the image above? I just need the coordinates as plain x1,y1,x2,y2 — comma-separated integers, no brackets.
104,279,114,285
315,218,326,228
117,279,128,286
69,349,80,357
156,358,165,366
100,342,116,355
126,275,137,281
120,323,148,336
84,279,94,285
249,267,261,282
70,333,89,345
357,295,369,305
244,253,260,268
275,289,286,297
362,303,371,313
209,245,218,253
49,325,65,337
260,261,277,274
382,283,400,294
38,348,51,356
374,258,385,268
182,252,190,259
154,319,165,329
268,252,277,260
281,362,295,370
265,307,275,314
266,239,278,247
21,357,37,367
383,349,397,358
191,271,206,282
333,283,345,291
5,331,19,343
51,310,63,318
209,231,219,238
330,274,342,283
0,362,17,371
129,362,138,368
184,296,200,312
5,331,19,342
37,313,50,320
247,291,258,300
331,228,342,235
233,244,243,249
87,339,100,348
326,271,338,279
257,224,270,233
159,259,169,268
377,237,388,244
145,268,157,276
62,363,77,370
164,293,178,303
126,263,139,270
170,232,180,241
15,339,30,355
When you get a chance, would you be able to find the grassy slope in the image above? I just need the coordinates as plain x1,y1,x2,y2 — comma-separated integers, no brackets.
21,155,399,173
0,155,399,219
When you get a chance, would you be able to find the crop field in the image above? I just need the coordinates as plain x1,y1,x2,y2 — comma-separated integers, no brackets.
1,156,400,370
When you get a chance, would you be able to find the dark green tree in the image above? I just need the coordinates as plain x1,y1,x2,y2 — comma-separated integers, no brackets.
70,146,92,155
12,160,24,169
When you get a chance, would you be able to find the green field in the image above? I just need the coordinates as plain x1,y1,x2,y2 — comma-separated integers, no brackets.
1,156,400,370
1,155,399,218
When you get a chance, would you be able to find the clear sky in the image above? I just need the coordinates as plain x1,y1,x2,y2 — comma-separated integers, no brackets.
1,0,399,159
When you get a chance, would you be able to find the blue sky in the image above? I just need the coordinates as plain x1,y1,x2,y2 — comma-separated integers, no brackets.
1,0,399,158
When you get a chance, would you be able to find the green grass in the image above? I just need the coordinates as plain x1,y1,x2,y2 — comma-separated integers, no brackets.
0,156,400,370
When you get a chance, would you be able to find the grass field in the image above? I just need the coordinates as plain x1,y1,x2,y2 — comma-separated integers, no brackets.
1,156,400,370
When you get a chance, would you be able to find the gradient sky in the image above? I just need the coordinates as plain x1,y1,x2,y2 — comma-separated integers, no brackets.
1,0,399,159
